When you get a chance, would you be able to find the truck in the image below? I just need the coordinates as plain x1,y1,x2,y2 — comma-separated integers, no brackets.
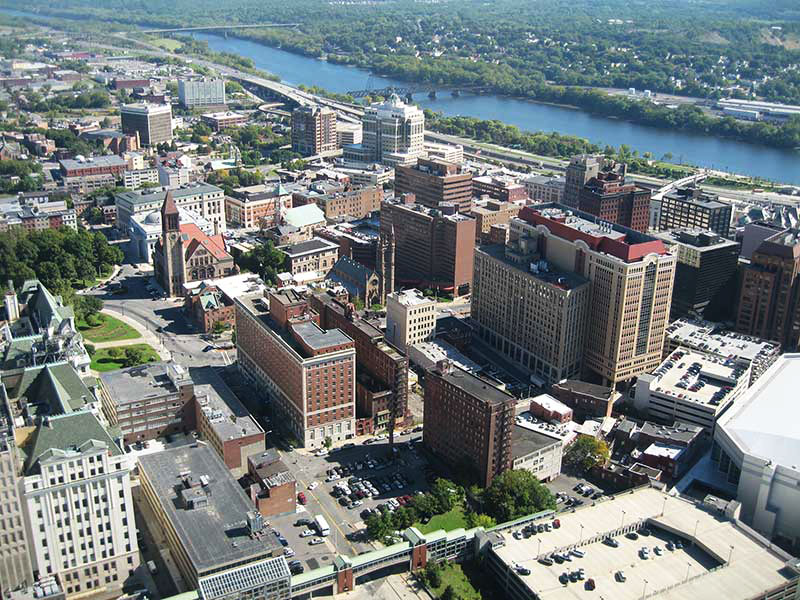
314,514,330,537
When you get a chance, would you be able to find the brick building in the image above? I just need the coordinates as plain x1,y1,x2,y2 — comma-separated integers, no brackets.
185,283,236,333
226,183,292,230
472,175,527,203
291,105,337,156
550,380,620,419
578,168,650,233
471,200,521,242
247,450,297,518
235,289,356,448
423,361,514,487
303,186,382,221
394,158,473,213
59,155,128,178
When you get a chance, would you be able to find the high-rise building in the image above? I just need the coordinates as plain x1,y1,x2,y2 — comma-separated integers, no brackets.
423,361,515,487
578,167,651,232
653,229,739,320
235,289,356,448
380,196,476,297
21,412,139,598
290,105,337,156
336,121,362,148
472,241,591,386
472,175,527,203
736,228,800,350
394,158,473,213
512,204,676,386
564,154,602,208
120,103,173,146
377,222,395,302
385,289,437,352
360,95,424,167
658,185,733,237
178,78,226,109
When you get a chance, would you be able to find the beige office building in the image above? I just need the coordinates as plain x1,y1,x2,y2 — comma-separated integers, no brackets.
472,243,591,386
511,204,676,386
385,289,436,352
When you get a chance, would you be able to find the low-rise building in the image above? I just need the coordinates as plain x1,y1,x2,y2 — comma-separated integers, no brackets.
511,422,563,482
183,273,266,333
472,174,527,203
385,289,436,352
550,380,620,419
528,394,573,424
116,184,226,235
470,199,521,242
298,186,382,221
138,444,286,591
226,183,291,230
282,238,339,279
59,155,127,179
326,257,381,306
98,361,195,445
523,174,565,203
123,167,159,190
281,204,325,240
201,111,248,132
633,348,751,434
247,450,296,518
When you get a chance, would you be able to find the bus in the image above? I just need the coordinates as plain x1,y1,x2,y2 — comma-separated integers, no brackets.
314,515,330,537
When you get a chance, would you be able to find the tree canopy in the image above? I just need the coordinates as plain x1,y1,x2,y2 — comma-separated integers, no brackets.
481,470,556,524
564,437,611,473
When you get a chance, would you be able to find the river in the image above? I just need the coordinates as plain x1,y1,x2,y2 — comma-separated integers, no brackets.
189,32,800,185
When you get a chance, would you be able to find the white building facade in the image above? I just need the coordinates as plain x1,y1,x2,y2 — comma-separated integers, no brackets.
178,79,226,109
385,289,436,351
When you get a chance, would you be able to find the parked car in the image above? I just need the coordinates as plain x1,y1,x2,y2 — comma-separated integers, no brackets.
300,529,315,538
297,492,307,505
615,571,626,582
309,538,324,545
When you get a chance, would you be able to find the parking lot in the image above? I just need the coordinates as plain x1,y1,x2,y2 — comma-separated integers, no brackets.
267,431,430,574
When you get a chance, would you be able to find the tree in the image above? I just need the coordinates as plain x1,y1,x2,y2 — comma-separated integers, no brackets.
324,436,333,449
441,585,457,600
122,346,150,368
74,295,103,322
423,562,442,588
465,511,496,529
482,470,556,524
564,437,610,473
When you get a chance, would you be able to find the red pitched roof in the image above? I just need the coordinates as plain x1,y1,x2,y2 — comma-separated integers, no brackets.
179,223,230,260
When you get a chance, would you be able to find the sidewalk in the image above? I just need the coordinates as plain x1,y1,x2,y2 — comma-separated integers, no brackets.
100,308,171,361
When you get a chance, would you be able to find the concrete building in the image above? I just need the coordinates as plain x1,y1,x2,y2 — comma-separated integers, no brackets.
98,361,195,445
658,185,733,237
487,485,800,600
123,168,158,190
116,184,226,235
20,412,138,599
472,242,590,386
309,291,409,435
713,353,800,546
200,111,248,132
664,319,780,384
523,174,565,204
563,154,602,208
297,186,382,222
471,199,521,242
336,121,362,148
291,105,337,156
226,183,291,231
424,141,463,163
512,416,564,482
282,238,340,278
736,228,800,350
511,204,677,386
472,174,527,203
138,444,286,592
380,196,476,296
154,193,234,297
633,347,751,434
550,380,620,419
653,229,739,320
120,103,173,146
235,290,356,448
578,167,650,233
385,289,436,352
357,95,424,167
178,78,226,109
0,392,33,592
424,361,514,487
157,164,190,189
394,158,473,213
129,205,214,264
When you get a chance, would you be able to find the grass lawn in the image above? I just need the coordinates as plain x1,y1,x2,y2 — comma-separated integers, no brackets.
150,37,183,51
414,505,468,534
90,344,159,372
78,314,141,343
429,563,481,600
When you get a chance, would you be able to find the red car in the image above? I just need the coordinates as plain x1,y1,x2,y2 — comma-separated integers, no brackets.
297,492,307,505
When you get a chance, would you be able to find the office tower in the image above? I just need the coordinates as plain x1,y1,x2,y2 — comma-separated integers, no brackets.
291,105,337,156
178,78,226,109
578,167,651,232
472,241,591,386
360,95,424,166
380,196,476,297
394,158,473,213
385,289,437,352
658,185,732,237
235,289,356,448
21,412,138,598
120,103,173,146
736,228,800,350
653,229,739,320
564,154,602,208
336,121,362,148
423,361,514,487
511,204,676,386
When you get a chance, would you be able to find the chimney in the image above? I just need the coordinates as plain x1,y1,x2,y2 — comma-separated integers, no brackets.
5,282,19,323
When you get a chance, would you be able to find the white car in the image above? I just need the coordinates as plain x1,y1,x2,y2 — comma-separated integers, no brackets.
309,538,324,546
325,475,340,482
283,547,295,557
300,529,315,537
308,481,319,490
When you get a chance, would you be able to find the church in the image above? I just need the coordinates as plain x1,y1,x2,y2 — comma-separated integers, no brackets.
154,191,235,297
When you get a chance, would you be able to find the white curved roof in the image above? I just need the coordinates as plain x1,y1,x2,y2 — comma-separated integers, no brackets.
718,353,800,469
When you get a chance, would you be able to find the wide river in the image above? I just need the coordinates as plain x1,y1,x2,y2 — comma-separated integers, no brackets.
192,32,800,184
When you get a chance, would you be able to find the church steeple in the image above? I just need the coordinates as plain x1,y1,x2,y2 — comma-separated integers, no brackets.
161,190,179,234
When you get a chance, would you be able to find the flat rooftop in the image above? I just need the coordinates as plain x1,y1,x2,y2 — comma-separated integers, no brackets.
139,444,282,573
648,348,749,408
99,361,190,406
493,486,798,600
434,365,515,406
388,289,434,308
292,320,352,351
665,319,779,364
192,367,263,441
515,411,575,443
283,237,339,258
479,244,588,291
512,424,561,459
717,353,800,469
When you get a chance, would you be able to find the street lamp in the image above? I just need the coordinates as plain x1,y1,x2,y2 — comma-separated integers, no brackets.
579,523,584,544
685,562,691,582
620,509,626,530
661,495,668,516
728,545,734,564
642,579,648,599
